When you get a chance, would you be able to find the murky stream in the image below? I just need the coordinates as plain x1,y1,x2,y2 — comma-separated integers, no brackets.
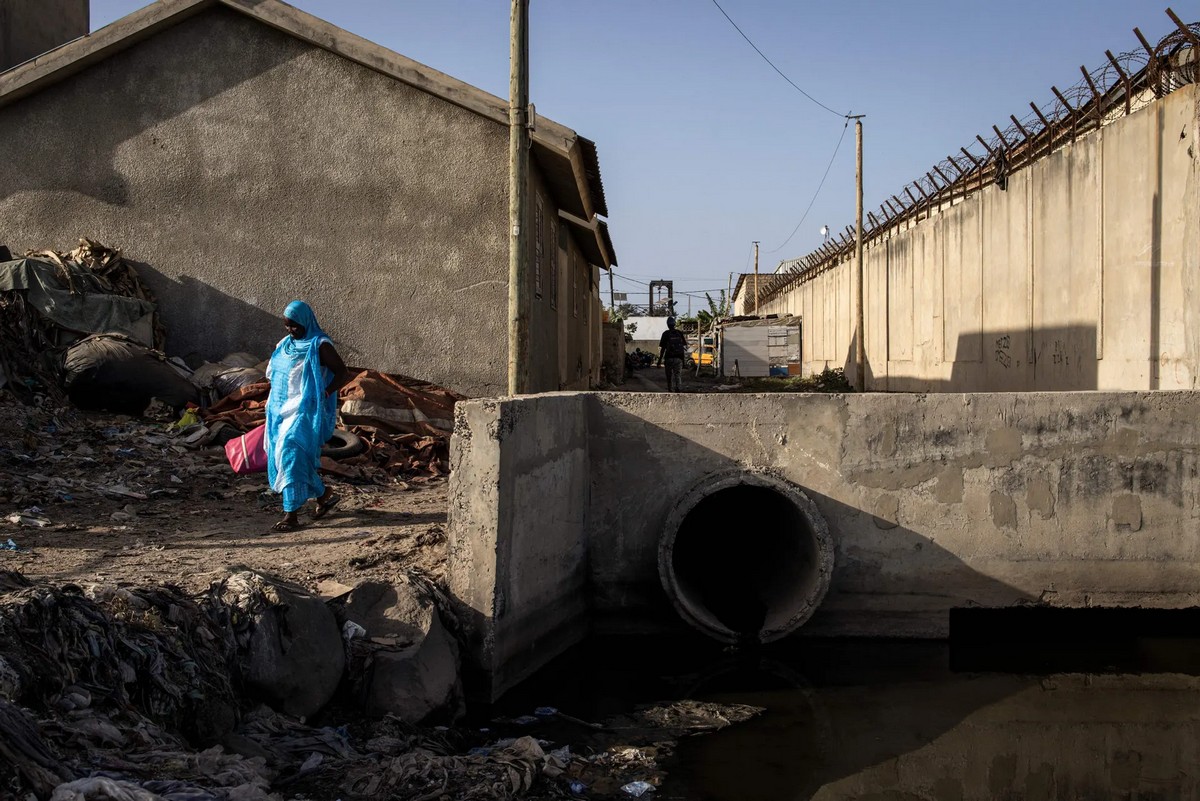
499,618,1200,801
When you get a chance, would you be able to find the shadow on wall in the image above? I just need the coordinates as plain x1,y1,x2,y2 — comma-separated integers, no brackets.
130,260,286,362
0,8,306,205
586,400,1033,640
845,325,1099,392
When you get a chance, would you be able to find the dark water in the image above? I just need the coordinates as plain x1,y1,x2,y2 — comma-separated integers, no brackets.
499,617,1200,801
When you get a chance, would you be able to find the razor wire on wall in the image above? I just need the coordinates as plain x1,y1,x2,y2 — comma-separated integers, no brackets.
759,10,1200,305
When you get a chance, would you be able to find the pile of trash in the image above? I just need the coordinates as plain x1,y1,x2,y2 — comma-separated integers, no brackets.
1,239,462,480
199,368,462,481
0,241,167,406
0,569,762,800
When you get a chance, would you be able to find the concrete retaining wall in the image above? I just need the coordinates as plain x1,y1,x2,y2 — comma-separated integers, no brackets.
447,394,590,699
760,82,1200,392
449,390,1200,697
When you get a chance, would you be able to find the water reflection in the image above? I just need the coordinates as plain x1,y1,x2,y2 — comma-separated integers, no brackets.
669,647,1200,801
500,635,1200,801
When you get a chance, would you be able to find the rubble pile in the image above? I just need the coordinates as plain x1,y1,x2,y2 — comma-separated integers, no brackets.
0,567,763,801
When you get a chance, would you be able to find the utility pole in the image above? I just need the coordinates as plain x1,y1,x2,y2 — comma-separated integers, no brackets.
852,115,866,392
752,240,760,316
506,0,530,395
608,269,615,312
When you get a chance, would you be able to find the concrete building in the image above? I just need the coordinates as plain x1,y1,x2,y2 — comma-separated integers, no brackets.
728,272,757,316
0,0,616,397
0,0,88,71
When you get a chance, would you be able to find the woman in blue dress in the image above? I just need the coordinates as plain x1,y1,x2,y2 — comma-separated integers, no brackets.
265,300,350,532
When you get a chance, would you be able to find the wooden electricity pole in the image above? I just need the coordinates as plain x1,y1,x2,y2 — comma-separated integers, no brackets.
507,0,530,395
752,240,760,315
852,116,865,392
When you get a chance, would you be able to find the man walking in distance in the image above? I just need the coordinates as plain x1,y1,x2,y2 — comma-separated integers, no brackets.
657,317,688,393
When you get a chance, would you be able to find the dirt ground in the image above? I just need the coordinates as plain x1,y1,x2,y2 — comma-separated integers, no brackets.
0,398,449,596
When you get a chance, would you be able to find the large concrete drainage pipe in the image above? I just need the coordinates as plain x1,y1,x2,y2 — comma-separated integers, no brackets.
659,472,833,644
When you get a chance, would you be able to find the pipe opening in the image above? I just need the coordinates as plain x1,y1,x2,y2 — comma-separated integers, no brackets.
661,476,832,643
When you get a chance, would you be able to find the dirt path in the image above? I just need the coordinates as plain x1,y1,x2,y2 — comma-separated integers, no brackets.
1,401,448,595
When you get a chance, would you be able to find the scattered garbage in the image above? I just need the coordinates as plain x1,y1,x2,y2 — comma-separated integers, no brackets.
622,780,657,796
4,512,49,528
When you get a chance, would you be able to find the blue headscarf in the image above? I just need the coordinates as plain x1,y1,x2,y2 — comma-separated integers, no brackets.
265,300,338,504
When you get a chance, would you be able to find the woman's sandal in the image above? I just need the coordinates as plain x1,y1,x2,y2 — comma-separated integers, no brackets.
312,494,341,521
270,518,302,533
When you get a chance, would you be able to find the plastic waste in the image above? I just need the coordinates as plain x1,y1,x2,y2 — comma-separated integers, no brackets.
512,715,539,726
172,408,202,431
534,706,558,716
622,780,656,797
5,513,49,528
342,620,367,641
2,538,20,550
569,780,588,795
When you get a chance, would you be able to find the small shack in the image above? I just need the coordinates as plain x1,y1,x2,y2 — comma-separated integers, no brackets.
719,315,802,377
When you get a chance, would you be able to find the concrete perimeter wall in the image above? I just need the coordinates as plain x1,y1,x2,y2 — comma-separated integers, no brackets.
450,390,1200,697
761,82,1200,392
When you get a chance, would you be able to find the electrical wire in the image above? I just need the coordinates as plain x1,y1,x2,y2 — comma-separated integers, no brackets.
709,0,848,119
765,118,850,255
609,270,732,301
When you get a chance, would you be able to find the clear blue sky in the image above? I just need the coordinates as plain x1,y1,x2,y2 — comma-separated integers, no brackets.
91,1,1179,308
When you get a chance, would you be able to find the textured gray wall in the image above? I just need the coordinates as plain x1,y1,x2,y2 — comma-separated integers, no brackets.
447,394,590,699
0,0,88,70
0,8,525,396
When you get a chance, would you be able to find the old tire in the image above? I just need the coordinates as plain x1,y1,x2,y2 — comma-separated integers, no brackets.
322,429,366,460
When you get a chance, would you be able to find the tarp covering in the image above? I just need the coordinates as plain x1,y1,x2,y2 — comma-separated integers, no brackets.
0,258,156,347
0,240,164,403
62,333,199,414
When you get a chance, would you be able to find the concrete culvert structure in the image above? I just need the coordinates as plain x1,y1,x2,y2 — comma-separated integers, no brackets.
659,472,833,644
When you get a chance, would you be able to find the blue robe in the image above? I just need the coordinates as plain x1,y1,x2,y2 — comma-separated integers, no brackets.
265,300,337,513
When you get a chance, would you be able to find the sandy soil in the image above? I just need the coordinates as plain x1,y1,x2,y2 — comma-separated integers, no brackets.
0,399,449,595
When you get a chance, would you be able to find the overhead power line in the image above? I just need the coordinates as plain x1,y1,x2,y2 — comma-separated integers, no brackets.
709,0,848,119
609,270,732,301
766,118,850,255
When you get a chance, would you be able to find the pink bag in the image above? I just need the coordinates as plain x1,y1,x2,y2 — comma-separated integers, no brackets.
225,424,267,474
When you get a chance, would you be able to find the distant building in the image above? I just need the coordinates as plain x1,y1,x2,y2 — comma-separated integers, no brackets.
0,0,616,396
729,272,759,316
